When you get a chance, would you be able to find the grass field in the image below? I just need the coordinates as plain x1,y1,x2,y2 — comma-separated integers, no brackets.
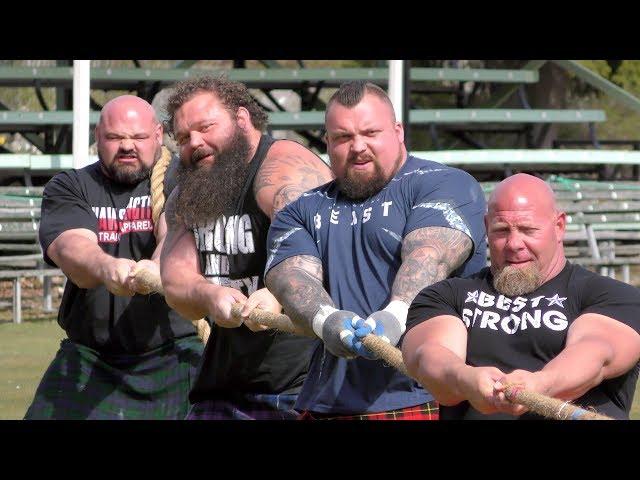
0,319,66,419
1,318,639,420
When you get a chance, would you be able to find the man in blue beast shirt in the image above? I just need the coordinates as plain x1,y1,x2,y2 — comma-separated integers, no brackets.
264,81,487,419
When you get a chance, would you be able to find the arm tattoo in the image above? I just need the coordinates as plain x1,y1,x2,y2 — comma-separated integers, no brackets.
254,152,331,216
392,226,473,304
265,255,334,333
272,183,306,216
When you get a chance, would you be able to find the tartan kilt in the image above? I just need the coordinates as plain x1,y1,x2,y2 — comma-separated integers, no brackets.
299,401,439,420
187,393,300,420
24,336,203,420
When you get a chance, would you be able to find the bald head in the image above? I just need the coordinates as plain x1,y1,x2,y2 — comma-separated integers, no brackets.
486,173,567,295
98,95,159,128
488,173,558,217
96,95,163,185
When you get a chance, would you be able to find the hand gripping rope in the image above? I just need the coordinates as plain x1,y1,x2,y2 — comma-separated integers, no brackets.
133,146,211,344
134,158,614,422
130,263,614,420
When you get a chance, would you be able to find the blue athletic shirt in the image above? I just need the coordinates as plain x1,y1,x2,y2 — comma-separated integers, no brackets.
265,155,487,414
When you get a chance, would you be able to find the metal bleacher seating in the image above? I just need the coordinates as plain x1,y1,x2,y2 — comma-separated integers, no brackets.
1,59,639,322
0,186,61,323
482,176,640,284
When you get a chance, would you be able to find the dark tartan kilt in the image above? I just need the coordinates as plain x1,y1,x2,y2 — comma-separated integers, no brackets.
187,393,300,420
24,336,203,420
299,401,439,420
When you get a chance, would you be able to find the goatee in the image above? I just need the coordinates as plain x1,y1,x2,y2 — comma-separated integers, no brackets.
100,152,153,186
491,262,543,297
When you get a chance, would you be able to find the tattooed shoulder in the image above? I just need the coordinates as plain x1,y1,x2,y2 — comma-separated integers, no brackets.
255,142,332,216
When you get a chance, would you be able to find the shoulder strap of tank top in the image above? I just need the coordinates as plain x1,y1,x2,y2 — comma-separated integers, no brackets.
238,134,277,203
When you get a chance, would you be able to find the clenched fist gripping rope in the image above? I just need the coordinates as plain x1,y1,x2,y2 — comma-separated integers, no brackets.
131,266,612,421
135,152,612,419
132,147,211,344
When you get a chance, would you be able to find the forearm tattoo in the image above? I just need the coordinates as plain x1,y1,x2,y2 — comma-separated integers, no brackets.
265,255,334,332
392,226,473,304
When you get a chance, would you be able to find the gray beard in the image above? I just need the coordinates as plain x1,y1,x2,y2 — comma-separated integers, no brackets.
491,263,543,297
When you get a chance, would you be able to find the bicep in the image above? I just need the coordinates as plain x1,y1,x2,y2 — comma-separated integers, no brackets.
403,315,468,366
161,223,199,273
567,313,640,378
47,228,99,265
402,226,472,271
160,191,200,275
151,212,168,261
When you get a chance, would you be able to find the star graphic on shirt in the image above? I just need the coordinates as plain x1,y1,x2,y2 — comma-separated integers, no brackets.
546,294,567,308
465,290,479,304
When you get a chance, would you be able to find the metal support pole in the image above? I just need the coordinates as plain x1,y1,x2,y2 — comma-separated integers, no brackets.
73,60,92,169
43,276,52,312
13,277,21,324
403,60,411,151
388,60,404,124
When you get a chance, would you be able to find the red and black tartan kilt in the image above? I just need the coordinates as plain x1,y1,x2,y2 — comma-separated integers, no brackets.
299,400,439,420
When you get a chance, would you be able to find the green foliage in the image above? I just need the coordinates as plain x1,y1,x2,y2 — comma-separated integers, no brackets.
611,60,640,97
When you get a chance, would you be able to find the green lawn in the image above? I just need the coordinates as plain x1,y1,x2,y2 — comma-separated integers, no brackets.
1,319,639,420
0,320,65,420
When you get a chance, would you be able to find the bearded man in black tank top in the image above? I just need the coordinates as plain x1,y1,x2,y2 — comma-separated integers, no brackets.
160,76,333,419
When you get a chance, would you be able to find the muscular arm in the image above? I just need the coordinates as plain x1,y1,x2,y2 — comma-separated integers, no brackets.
402,315,470,405
160,189,247,324
151,211,168,262
403,315,508,414
392,226,472,305
160,190,213,320
515,313,640,401
265,255,334,334
47,229,136,295
253,141,333,220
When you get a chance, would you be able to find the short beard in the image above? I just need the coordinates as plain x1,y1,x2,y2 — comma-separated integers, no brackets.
336,150,402,201
491,263,543,297
100,156,152,186
174,127,252,227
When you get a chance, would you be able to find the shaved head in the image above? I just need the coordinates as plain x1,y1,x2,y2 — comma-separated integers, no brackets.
486,173,566,296
488,173,558,218
98,95,159,128
96,95,163,185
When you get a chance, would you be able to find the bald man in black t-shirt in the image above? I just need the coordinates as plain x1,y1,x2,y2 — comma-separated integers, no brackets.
402,173,640,420
24,95,203,420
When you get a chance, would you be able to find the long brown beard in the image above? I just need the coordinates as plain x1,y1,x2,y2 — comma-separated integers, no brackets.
174,127,252,227
492,263,542,297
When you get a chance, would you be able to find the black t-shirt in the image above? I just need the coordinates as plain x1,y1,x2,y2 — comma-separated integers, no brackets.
407,262,640,420
39,162,196,354
166,135,315,400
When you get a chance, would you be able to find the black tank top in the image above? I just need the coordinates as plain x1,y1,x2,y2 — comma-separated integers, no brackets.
189,135,315,401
